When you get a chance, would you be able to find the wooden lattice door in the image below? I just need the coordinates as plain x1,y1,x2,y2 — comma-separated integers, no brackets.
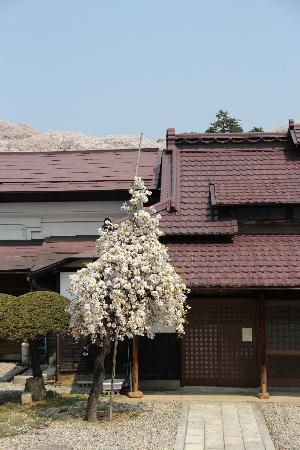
182,300,258,387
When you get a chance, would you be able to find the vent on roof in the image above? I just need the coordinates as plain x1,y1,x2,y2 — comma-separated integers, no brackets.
289,119,300,147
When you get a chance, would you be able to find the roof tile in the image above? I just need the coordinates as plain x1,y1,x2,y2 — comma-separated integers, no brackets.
168,235,300,287
0,149,161,193
213,180,300,205
159,145,300,235
0,238,96,272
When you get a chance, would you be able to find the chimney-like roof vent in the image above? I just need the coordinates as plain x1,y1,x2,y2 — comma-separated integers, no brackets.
289,119,300,147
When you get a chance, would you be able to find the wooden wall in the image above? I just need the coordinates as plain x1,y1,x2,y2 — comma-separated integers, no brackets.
0,339,21,360
58,334,181,380
266,300,300,386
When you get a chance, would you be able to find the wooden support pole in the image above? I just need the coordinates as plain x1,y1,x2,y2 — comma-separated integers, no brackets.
55,333,61,384
133,335,139,392
258,296,269,399
128,336,143,398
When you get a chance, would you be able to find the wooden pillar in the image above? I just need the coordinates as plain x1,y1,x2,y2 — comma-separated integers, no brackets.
55,333,61,383
128,336,143,398
258,296,269,399
133,336,139,392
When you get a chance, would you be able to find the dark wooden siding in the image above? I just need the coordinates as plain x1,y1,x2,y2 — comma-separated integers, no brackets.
183,299,258,387
0,274,30,296
59,334,180,380
0,339,21,360
266,300,300,386
59,336,129,376
139,335,181,379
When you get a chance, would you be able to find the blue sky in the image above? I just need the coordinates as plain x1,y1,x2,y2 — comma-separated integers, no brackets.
0,0,299,139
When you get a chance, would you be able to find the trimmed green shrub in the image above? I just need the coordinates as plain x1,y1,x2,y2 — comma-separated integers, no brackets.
0,293,19,339
16,291,70,341
0,291,70,384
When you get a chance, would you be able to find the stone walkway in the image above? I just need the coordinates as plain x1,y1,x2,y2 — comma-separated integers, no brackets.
175,402,275,450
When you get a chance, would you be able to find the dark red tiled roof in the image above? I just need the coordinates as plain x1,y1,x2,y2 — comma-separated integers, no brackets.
168,235,300,287
0,149,161,193
213,180,300,205
158,127,300,235
0,237,96,272
3,235,300,289
31,237,96,272
158,146,238,235
0,243,42,271
174,132,288,146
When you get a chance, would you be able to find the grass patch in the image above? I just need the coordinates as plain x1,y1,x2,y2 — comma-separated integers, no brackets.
0,392,87,438
0,403,40,437
0,390,145,438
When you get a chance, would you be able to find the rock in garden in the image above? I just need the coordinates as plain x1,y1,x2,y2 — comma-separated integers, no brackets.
24,377,46,401
21,392,32,405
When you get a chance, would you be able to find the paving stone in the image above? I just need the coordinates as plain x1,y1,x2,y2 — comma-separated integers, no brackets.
176,401,274,450
244,443,265,450
237,404,262,444
185,434,204,445
252,404,275,450
186,428,204,436
185,444,204,450
188,419,205,428
224,436,244,447
224,446,245,450
205,423,224,449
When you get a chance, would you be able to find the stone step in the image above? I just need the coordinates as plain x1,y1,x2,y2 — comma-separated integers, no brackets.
76,378,125,393
14,365,56,385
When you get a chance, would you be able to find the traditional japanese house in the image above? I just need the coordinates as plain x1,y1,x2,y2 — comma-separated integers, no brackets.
156,120,300,396
0,148,161,361
1,121,300,396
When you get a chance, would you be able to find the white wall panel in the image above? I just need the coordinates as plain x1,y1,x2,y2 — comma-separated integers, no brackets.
60,272,75,300
0,201,124,240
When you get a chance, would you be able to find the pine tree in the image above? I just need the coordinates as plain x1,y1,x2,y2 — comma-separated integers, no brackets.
206,109,243,133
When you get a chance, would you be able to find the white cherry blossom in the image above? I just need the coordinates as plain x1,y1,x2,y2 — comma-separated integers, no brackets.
68,177,189,344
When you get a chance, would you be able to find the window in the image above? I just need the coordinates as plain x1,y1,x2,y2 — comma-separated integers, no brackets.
236,206,288,221
293,207,300,219
269,207,286,220
217,205,300,222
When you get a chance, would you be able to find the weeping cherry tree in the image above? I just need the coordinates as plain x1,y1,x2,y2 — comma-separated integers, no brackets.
68,177,189,422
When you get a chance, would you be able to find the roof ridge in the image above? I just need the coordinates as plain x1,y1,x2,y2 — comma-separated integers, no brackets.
174,135,288,145
0,147,161,156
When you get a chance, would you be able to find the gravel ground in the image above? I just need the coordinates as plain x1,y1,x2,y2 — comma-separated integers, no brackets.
0,381,181,450
0,362,26,382
261,403,300,450
0,362,17,379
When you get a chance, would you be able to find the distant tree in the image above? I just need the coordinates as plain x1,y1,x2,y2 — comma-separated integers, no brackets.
0,291,70,399
250,126,264,132
206,110,243,133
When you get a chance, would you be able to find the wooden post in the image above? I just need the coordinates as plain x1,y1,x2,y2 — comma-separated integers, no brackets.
133,336,139,392
55,333,61,384
128,336,143,398
258,296,269,399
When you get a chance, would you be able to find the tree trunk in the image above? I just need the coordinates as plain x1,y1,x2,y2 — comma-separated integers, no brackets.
24,376,46,401
85,338,111,422
26,339,46,401
29,339,43,378
109,333,119,421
